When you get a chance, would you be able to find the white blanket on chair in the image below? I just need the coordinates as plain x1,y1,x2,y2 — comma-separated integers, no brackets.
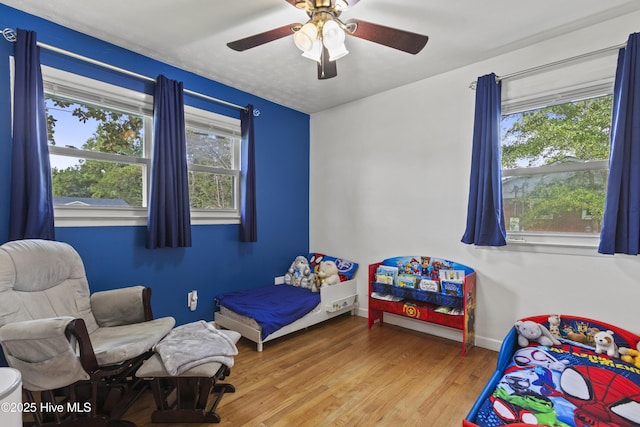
153,320,238,376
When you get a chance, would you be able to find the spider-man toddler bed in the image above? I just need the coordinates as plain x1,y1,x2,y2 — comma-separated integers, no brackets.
464,315,640,427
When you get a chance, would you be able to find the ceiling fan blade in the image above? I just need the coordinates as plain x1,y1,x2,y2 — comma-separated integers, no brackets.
227,24,301,52
345,19,428,54
318,45,337,80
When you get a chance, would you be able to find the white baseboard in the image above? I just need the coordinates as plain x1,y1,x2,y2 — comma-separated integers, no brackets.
355,307,502,352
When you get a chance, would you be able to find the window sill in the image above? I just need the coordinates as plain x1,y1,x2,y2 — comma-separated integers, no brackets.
497,232,603,256
54,207,240,227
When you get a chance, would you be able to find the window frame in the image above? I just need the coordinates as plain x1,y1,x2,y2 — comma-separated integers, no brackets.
38,66,241,227
184,105,242,224
499,79,614,253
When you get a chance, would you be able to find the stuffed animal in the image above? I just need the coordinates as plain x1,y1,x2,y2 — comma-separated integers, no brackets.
315,260,340,289
284,256,314,289
593,329,619,358
619,343,640,367
515,320,562,347
563,325,589,344
547,314,561,338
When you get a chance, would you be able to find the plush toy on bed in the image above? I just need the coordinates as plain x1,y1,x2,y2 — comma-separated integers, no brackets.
515,320,562,347
548,314,561,338
284,256,315,289
593,329,619,357
315,260,340,289
620,343,640,367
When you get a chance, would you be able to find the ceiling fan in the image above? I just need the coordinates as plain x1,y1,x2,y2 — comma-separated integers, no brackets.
227,0,429,80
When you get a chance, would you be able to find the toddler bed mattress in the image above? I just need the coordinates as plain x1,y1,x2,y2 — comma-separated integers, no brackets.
217,306,261,331
215,284,320,340
465,315,640,427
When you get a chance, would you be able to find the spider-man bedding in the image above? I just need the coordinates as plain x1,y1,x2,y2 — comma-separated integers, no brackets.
464,315,640,427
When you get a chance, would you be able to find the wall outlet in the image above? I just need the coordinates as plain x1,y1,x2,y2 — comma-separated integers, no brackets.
274,276,285,285
187,290,198,311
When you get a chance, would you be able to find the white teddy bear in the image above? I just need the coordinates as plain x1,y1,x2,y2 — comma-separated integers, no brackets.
316,260,340,289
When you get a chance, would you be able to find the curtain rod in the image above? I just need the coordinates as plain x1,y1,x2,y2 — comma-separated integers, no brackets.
468,41,626,90
2,27,250,113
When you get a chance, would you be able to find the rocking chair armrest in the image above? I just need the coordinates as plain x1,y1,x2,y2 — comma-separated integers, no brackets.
0,317,93,390
0,316,76,344
65,318,99,373
91,285,154,327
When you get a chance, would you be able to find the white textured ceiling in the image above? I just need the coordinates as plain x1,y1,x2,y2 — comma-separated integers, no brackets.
3,0,640,113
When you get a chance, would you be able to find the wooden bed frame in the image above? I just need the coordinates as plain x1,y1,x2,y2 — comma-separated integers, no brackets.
214,279,358,351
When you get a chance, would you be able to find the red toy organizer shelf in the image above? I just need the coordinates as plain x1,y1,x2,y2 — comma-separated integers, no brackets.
367,260,476,356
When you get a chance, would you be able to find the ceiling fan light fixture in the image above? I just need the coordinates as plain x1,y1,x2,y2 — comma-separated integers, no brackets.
322,19,349,60
322,19,344,46
327,43,349,61
302,39,323,62
293,22,318,52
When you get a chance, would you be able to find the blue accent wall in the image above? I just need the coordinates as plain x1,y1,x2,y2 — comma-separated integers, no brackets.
0,5,310,326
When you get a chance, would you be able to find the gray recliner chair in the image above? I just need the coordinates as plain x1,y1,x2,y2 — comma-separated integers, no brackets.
0,239,176,426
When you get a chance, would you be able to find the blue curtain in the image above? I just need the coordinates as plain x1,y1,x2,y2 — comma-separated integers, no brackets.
146,75,192,248
599,33,640,255
9,29,55,241
239,105,257,242
461,73,506,246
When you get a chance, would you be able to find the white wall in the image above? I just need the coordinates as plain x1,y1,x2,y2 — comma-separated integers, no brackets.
310,11,640,351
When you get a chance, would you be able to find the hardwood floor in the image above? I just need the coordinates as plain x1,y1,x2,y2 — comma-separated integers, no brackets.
122,315,498,427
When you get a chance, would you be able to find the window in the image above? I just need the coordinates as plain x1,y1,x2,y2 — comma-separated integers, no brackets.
185,106,241,222
498,50,617,250
501,95,611,237
41,66,241,226
47,95,150,209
